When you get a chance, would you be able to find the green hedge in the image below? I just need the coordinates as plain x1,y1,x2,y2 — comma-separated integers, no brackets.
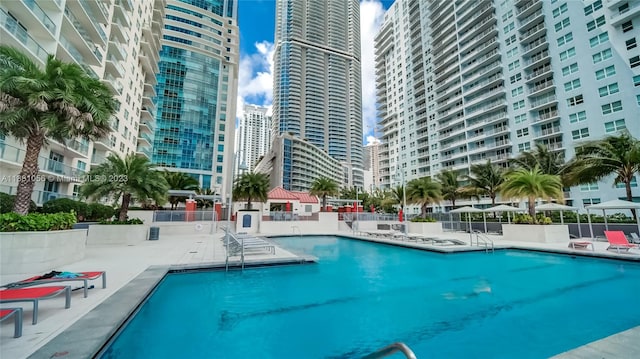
410,217,437,222
0,212,77,232
42,198,115,221
98,218,144,225
0,193,38,214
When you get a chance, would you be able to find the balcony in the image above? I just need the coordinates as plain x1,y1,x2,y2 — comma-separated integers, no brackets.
108,40,126,61
519,8,544,29
113,1,132,27
516,0,543,19
103,73,123,95
136,145,152,159
534,126,562,139
529,94,558,110
610,1,640,25
137,132,153,146
64,2,106,46
533,109,559,123
18,0,57,35
105,54,124,77
0,8,48,63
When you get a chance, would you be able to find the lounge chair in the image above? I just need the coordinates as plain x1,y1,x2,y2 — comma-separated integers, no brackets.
568,240,594,251
630,232,640,244
2,271,106,298
0,308,23,338
604,231,638,253
0,286,71,324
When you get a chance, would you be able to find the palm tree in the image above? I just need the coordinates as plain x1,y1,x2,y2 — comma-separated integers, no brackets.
0,46,116,214
195,187,216,209
309,177,339,211
79,154,168,221
565,132,640,217
436,170,463,208
233,172,269,210
462,161,505,206
500,167,564,219
406,177,442,218
163,171,199,210
510,143,566,175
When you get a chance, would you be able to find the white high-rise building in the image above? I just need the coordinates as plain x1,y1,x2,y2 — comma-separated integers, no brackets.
0,0,164,205
363,139,382,191
238,104,271,172
375,0,640,211
269,0,364,190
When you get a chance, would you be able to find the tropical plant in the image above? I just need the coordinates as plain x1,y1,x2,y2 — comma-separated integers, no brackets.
500,167,564,220
406,177,442,218
0,211,76,232
564,131,640,217
0,46,116,214
195,187,216,209
380,185,404,210
0,192,37,214
436,170,464,207
310,177,340,211
510,143,566,176
462,161,505,206
79,154,168,221
163,171,199,210
233,172,269,210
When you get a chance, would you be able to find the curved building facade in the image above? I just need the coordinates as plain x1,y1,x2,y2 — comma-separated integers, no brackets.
272,0,363,189
152,0,238,198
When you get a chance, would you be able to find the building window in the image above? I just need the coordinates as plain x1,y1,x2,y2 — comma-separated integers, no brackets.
514,114,527,123
634,75,640,87
580,183,599,192
518,142,531,152
567,95,584,106
553,3,568,18
583,198,601,205
508,60,520,71
622,20,634,33
510,73,522,83
511,86,524,97
564,79,581,91
516,128,529,138
555,17,571,32
627,38,638,50
557,32,573,46
584,0,603,15
598,83,619,97
569,111,587,123
562,63,578,76
630,56,640,68
595,65,616,80
592,48,613,63
513,100,525,110
616,177,637,188
604,119,626,133
589,32,609,47
560,47,576,61
503,22,515,34
601,101,623,115
587,15,606,31
572,128,590,140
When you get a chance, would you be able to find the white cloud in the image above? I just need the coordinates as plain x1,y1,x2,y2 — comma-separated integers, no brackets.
360,0,386,141
236,41,275,120
366,135,381,146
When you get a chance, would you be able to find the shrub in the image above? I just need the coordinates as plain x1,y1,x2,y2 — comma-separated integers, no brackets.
0,193,38,214
98,218,144,225
42,198,89,219
513,213,534,224
410,216,436,222
87,203,115,221
0,211,77,232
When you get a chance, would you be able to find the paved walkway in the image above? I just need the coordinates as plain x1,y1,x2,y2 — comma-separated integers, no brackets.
1,229,639,358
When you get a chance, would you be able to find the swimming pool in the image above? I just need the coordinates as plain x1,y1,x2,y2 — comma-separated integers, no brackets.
100,236,640,358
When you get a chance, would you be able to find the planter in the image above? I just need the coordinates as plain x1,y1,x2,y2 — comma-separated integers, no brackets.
87,224,148,245
407,222,443,235
502,224,569,243
0,229,87,275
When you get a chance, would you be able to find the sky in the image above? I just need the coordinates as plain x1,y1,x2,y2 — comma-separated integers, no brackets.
236,0,395,146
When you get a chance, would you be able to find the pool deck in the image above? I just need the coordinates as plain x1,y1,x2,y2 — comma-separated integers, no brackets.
1,229,639,358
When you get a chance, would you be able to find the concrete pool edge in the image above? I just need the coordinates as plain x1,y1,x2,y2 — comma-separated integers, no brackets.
27,257,317,359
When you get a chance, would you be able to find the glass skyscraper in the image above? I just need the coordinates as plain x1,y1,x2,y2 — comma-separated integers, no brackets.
153,0,238,196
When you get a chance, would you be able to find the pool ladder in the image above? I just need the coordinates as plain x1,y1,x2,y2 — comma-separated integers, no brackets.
291,225,302,240
363,342,417,359
472,230,494,253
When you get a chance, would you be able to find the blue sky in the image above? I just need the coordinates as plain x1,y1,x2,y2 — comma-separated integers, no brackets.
236,0,395,144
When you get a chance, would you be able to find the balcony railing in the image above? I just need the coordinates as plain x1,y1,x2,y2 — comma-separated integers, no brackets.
0,9,48,62
24,0,56,34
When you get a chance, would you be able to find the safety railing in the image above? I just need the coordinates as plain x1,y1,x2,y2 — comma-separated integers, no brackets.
473,230,494,253
362,342,417,359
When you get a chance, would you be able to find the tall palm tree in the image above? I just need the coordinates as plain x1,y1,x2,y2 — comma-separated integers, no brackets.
406,177,442,218
500,167,564,219
0,46,116,214
436,170,463,208
510,143,566,175
565,132,640,217
462,160,505,206
195,187,216,209
309,177,339,211
163,171,199,210
233,172,269,210
79,154,168,221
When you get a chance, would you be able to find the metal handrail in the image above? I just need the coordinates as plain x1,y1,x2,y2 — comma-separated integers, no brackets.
473,230,494,253
363,342,417,359
291,225,302,240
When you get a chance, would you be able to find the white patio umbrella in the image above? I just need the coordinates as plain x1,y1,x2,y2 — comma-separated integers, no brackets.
484,204,525,224
535,203,581,237
585,199,640,238
450,206,484,241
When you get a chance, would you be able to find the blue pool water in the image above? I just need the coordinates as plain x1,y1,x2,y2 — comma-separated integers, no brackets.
102,236,640,358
